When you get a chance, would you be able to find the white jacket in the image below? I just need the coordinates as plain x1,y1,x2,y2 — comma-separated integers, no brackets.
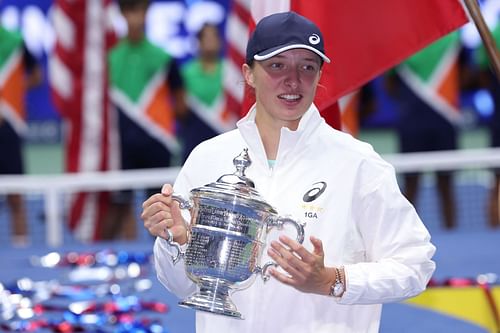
154,104,436,333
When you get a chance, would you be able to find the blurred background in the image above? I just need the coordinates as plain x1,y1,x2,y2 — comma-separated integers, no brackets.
0,0,500,332
0,0,496,156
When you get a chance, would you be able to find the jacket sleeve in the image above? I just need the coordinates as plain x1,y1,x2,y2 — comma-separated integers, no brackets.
339,165,436,304
153,237,197,299
153,164,198,300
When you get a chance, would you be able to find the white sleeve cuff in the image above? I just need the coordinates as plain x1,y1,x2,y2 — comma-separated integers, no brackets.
158,236,189,256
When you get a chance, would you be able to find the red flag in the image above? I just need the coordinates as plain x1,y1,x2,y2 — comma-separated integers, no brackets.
49,0,118,242
225,0,468,131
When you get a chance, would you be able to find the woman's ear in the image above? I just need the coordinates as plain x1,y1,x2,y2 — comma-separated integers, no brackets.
242,63,255,88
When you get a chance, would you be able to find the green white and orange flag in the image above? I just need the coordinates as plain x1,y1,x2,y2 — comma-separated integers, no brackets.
338,90,361,136
396,31,463,125
181,60,237,133
0,26,27,135
108,39,180,154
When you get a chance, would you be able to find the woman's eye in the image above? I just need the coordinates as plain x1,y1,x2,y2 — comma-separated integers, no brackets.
302,64,318,72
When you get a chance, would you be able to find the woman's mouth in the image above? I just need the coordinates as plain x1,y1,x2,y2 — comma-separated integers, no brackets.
278,94,301,102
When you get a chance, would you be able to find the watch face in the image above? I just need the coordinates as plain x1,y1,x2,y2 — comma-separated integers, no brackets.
333,282,344,296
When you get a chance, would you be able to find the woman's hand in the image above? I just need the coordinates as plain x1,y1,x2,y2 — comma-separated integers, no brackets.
141,184,188,245
267,235,335,295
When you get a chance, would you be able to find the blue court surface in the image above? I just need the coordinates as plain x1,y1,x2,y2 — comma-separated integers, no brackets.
1,178,500,332
1,229,499,333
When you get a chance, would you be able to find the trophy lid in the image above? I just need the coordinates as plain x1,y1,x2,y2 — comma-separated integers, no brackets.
191,149,276,213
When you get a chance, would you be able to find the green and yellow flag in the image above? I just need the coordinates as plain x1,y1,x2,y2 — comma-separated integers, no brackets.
406,285,500,333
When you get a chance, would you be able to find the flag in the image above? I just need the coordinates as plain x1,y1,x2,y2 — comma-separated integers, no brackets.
396,32,463,125
406,286,500,333
49,0,118,242
338,91,361,136
475,21,500,70
224,0,468,131
108,40,180,154
223,0,253,121
0,26,27,135
182,59,237,134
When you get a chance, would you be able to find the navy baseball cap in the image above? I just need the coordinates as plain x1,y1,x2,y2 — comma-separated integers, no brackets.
246,11,330,65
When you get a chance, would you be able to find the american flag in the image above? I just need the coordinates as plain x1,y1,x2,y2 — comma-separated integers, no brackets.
223,0,253,121
49,0,118,241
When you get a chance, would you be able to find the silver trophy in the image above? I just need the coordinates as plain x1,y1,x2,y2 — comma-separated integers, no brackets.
165,148,305,319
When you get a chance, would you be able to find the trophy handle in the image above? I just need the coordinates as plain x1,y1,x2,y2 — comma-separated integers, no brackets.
259,216,306,282
164,193,192,264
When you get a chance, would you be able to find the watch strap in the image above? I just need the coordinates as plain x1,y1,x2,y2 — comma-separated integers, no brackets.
329,266,345,297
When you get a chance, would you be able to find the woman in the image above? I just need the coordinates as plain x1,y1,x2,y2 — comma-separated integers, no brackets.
141,11,435,333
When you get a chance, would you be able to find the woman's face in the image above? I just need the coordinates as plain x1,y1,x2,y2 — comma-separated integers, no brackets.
243,48,322,130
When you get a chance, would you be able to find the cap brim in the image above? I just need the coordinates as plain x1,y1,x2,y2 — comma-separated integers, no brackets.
253,43,331,63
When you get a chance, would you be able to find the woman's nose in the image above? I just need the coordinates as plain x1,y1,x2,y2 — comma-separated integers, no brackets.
284,68,300,88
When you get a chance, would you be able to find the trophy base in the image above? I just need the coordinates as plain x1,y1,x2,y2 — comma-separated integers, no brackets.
178,278,243,319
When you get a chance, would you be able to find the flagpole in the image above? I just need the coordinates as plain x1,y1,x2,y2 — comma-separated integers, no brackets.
463,0,500,81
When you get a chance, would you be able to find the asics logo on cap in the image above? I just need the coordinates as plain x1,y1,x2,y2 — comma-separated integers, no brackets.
309,34,320,45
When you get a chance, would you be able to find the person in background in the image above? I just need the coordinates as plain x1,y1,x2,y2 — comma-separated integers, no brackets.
141,12,435,333
475,23,500,228
178,23,235,162
385,32,464,230
102,0,187,240
0,24,43,247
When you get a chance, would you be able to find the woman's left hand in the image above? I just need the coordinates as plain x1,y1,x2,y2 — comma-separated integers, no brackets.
267,235,335,295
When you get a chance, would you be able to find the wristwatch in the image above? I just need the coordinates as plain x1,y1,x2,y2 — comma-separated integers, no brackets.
329,267,345,297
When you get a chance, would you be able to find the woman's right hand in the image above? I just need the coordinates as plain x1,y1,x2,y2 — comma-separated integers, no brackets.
141,184,188,245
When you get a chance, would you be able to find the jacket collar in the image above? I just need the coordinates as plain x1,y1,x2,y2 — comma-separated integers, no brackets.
236,103,324,167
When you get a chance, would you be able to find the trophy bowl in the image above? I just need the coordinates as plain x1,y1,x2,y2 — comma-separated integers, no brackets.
166,149,304,319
